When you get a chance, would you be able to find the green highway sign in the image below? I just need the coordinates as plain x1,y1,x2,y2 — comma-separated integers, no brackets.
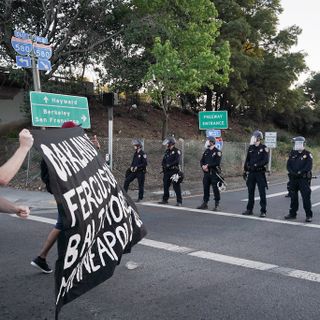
30,91,91,128
198,111,228,130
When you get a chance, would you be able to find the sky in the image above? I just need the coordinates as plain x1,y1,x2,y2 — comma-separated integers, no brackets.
279,0,320,83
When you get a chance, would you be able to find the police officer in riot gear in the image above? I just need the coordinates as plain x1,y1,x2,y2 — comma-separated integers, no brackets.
285,136,313,222
158,136,183,206
124,139,147,202
242,130,269,217
197,136,222,211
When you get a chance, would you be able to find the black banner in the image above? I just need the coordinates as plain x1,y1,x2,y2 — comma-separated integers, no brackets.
32,127,147,317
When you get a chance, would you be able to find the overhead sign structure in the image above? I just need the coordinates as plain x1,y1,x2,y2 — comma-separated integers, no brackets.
265,132,277,148
16,56,31,68
30,91,91,128
199,111,228,130
11,36,33,56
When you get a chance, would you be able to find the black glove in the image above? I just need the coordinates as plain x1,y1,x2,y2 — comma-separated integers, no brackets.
243,171,248,181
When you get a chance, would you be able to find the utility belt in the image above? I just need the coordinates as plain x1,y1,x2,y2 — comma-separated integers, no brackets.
289,172,312,179
248,166,266,173
163,165,179,173
208,167,218,174
137,167,146,173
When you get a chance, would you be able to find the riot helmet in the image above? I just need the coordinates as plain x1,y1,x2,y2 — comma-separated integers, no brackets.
250,130,263,145
292,136,305,151
162,136,176,146
132,138,143,148
207,136,216,143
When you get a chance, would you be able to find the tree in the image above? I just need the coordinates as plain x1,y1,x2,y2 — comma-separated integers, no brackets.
207,0,307,118
0,0,127,82
141,0,231,138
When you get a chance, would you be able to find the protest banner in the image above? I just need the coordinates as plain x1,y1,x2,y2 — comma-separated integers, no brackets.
32,127,147,318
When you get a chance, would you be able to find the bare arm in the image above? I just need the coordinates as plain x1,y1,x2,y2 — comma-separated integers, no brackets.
0,129,34,185
0,197,30,218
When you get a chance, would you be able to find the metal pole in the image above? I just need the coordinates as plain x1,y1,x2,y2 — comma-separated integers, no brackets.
268,148,272,174
108,106,113,170
31,51,41,91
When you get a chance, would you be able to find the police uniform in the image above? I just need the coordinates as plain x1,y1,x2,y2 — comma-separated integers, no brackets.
200,147,222,209
286,149,313,220
243,144,269,215
124,149,147,200
161,146,182,204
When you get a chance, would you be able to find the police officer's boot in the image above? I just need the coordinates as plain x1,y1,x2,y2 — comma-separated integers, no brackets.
212,202,220,211
260,211,267,218
197,202,208,210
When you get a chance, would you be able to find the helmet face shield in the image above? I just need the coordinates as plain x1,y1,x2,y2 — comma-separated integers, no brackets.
132,139,142,147
250,130,263,145
162,137,176,146
292,137,305,151
293,141,304,151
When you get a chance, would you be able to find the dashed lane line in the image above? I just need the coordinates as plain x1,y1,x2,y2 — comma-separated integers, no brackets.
241,185,320,202
5,213,320,284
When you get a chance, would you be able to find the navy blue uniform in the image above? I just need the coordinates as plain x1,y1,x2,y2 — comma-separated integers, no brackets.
200,147,222,205
161,147,182,204
124,149,147,200
244,144,269,213
287,149,313,218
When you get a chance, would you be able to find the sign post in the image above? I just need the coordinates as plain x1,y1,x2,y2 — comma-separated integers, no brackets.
265,132,277,173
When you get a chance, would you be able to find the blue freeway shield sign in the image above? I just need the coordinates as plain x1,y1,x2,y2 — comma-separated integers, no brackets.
37,58,52,71
33,43,52,59
30,91,91,128
16,56,31,68
11,37,33,56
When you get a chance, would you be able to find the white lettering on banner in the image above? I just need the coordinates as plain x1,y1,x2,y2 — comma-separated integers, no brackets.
43,132,144,307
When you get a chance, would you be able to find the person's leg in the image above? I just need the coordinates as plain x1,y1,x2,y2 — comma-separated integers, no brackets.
162,173,171,202
212,174,221,210
257,172,267,214
137,172,145,200
38,228,61,259
173,180,182,205
246,173,256,211
300,179,313,219
197,174,210,209
286,179,298,218
123,172,136,192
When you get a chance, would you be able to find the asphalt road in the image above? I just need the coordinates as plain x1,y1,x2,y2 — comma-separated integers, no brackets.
1,178,320,320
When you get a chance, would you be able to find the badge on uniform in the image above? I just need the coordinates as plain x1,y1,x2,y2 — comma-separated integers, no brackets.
138,155,141,158
172,151,175,154
303,155,307,159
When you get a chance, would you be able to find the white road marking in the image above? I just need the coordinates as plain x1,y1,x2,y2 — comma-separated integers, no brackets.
140,202,320,229
4,212,320,284
312,202,320,207
241,185,320,201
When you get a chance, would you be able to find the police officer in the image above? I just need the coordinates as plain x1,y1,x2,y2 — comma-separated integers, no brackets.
197,136,222,211
158,137,183,206
285,136,313,222
123,139,147,202
242,130,269,217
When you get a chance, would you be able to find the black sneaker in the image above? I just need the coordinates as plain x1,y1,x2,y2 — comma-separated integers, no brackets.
242,210,253,215
197,202,208,210
284,214,296,220
305,217,312,223
260,212,266,218
158,200,168,205
176,202,182,207
31,256,53,274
